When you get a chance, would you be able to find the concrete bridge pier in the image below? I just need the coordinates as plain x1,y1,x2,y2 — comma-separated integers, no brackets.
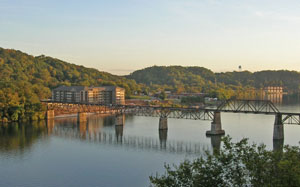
273,139,284,152
77,112,87,123
159,117,168,130
273,113,284,140
206,111,225,136
46,110,55,119
115,114,125,126
209,135,223,154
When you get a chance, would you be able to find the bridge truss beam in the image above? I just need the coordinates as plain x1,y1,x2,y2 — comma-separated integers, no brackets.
217,99,280,114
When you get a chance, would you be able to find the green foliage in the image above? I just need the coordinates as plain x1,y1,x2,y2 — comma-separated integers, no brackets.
128,66,300,99
159,91,166,100
150,136,300,187
0,47,142,121
127,66,213,94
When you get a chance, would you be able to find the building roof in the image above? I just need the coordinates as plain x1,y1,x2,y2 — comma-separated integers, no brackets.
53,85,88,92
53,85,125,92
92,86,125,91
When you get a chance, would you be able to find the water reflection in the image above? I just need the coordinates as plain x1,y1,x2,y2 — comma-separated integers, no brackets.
48,116,206,155
1,113,288,156
159,130,168,149
0,121,47,155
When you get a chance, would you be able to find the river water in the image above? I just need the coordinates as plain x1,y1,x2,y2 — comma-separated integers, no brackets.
1,97,300,186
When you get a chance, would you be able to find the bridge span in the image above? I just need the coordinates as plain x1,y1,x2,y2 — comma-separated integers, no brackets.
43,99,300,140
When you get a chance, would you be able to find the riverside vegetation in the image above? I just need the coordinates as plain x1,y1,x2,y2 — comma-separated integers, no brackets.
150,136,300,187
2,47,300,121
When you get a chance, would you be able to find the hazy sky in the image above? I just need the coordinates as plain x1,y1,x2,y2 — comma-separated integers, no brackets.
1,0,300,75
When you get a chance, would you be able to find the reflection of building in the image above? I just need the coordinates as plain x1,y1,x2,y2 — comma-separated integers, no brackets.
261,86,284,104
52,86,125,105
264,87,283,94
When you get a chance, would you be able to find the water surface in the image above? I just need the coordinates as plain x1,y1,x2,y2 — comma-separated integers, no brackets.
1,98,300,186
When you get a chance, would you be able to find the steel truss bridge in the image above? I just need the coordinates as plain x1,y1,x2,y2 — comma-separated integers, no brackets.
44,99,300,125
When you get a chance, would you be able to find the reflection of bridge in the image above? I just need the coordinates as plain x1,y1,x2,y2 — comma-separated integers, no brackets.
47,120,213,154
43,99,300,140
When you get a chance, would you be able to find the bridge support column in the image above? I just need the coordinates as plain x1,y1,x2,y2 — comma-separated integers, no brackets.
273,113,284,140
46,110,55,119
115,114,125,126
77,112,87,123
206,111,225,135
159,117,168,130
210,135,223,154
273,139,284,152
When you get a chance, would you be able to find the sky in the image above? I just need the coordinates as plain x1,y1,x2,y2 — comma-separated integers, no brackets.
1,0,300,75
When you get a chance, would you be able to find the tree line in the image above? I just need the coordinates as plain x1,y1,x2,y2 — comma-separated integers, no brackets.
127,66,300,99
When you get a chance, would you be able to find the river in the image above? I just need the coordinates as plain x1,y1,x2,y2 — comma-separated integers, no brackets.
1,97,300,186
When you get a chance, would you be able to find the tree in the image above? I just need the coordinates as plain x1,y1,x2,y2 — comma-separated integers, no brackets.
150,136,300,186
159,91,166,100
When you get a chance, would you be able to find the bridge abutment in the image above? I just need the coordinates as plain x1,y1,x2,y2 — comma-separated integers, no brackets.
206,111,225,136
273,113,284,140
159,117,168,130
77,112,87,123
46,110,55,119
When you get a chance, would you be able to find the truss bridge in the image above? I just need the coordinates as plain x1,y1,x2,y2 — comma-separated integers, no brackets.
43,99,300,141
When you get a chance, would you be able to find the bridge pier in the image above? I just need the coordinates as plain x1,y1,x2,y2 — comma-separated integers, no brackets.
206,111,225,135
159,117,168,130
210,135,223,154
273,139,284,152
46,110,55,119
115,114,125,126
273,113,284,140
77,112,87,123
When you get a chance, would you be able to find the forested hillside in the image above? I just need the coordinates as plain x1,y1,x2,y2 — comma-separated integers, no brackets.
0,48,141,121
127,66,300,93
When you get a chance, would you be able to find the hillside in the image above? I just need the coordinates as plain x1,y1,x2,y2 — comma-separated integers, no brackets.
126,66,216,93
0,47,141,121
127,66,300,93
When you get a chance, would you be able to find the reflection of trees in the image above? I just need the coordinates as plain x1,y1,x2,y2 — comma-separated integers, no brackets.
0,121,47,153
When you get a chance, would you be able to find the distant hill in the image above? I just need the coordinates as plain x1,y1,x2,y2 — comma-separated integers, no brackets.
127,66,300,93
0,47,140,121
126,66,216,93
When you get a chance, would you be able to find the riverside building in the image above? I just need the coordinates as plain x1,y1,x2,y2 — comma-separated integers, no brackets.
52,85,125,105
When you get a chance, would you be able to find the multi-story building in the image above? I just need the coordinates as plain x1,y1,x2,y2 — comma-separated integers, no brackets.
52,86,125,105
